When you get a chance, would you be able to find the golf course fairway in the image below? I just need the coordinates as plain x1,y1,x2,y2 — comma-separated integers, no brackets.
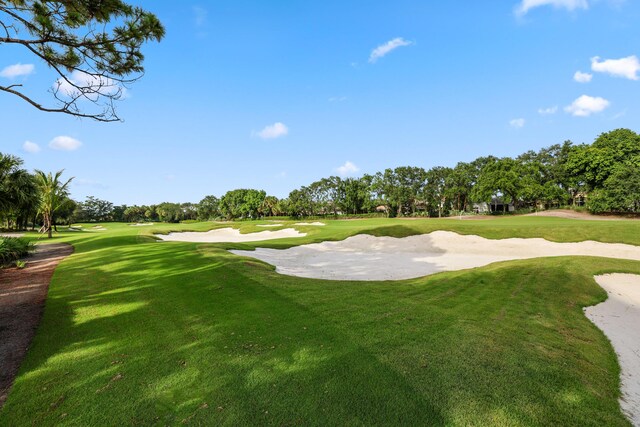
1,216,639,426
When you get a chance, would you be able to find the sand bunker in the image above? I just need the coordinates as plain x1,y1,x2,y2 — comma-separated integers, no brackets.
156,227,306,243
231,230,640,281
585,274,640,425
0,233,24,238
294,222,325,226
525,209,632,221
130,223,154,226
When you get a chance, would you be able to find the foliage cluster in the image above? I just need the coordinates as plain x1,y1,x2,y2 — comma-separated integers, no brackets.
0,236,33,265
0,0,164,121
0,154,73,237
196,128,639,218
3,129,638,229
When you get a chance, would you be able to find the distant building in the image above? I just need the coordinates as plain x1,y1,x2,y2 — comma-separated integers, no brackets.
574,192,587,207
473,198,515,213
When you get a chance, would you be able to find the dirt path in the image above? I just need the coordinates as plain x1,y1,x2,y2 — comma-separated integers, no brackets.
0,243,73,408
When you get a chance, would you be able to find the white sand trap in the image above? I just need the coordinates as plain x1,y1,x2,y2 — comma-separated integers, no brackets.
230,230,640,281
256,224,284,228
585,274,640,426
130,223,154,226
156,227,306,243
294,222,325,226
0,233,24,238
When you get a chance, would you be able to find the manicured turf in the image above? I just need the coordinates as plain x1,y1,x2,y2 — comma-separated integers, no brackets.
1,217,639,425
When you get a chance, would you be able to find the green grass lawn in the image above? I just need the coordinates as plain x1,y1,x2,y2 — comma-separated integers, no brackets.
1,217,639,425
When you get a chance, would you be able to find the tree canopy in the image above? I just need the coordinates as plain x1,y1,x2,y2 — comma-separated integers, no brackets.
2,128,638,231
0,0,164,121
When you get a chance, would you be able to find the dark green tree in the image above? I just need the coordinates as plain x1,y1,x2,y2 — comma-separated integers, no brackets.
372,167,427,217
78,195,113,221
474,157,522,211
0,153,38,229
337,177,371,215
123,205,146,222
111,205,127,222
286,188,313,218
219,189,266,220
259,195,280,217
446,162,474,213
588,163,640,213
424,166,452,217
197,195,220,220
567,129,640,190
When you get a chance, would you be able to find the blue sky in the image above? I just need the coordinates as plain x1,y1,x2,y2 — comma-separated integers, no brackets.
1,0,639,205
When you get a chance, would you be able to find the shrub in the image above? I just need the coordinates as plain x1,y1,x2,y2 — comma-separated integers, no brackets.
0,237,34,266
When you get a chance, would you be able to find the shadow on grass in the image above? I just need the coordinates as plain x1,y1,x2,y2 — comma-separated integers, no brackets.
2,225,640,425
1,240,446,425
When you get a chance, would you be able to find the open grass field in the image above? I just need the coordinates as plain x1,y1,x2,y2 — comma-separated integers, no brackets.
1,217,640,426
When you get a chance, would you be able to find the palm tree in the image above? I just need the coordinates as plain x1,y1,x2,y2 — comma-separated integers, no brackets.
0,153,25,212
34,170,74,238
0,153,39,229
260,196,280,217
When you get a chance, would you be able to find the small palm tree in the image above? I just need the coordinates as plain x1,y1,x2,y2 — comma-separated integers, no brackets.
0,154,28,212
0,153,39,229
34,170,74,238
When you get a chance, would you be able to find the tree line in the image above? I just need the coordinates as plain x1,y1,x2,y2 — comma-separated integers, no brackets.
2,128,639,233
191,128,637,219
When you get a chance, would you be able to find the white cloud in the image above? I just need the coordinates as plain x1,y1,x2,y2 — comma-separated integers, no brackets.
54,70,125,100
515,0,588,16
509,118,526,128
255,122,289,139
564,95,610,116
22,140,41,153
574,71,593,83
193,6,207,27
610,109,627,120
49,136,82,151
591,55,640,80
0,63,34,78
336,161,360,176
538,106,558,115
73,178,107,189
369,37,413,63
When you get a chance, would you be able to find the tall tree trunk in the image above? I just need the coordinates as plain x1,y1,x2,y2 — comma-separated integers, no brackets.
44,212,53,238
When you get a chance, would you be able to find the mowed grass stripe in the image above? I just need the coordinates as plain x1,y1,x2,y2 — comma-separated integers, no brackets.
1,218,639,425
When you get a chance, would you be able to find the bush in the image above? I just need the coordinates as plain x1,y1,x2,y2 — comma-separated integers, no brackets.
0,237,34,266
